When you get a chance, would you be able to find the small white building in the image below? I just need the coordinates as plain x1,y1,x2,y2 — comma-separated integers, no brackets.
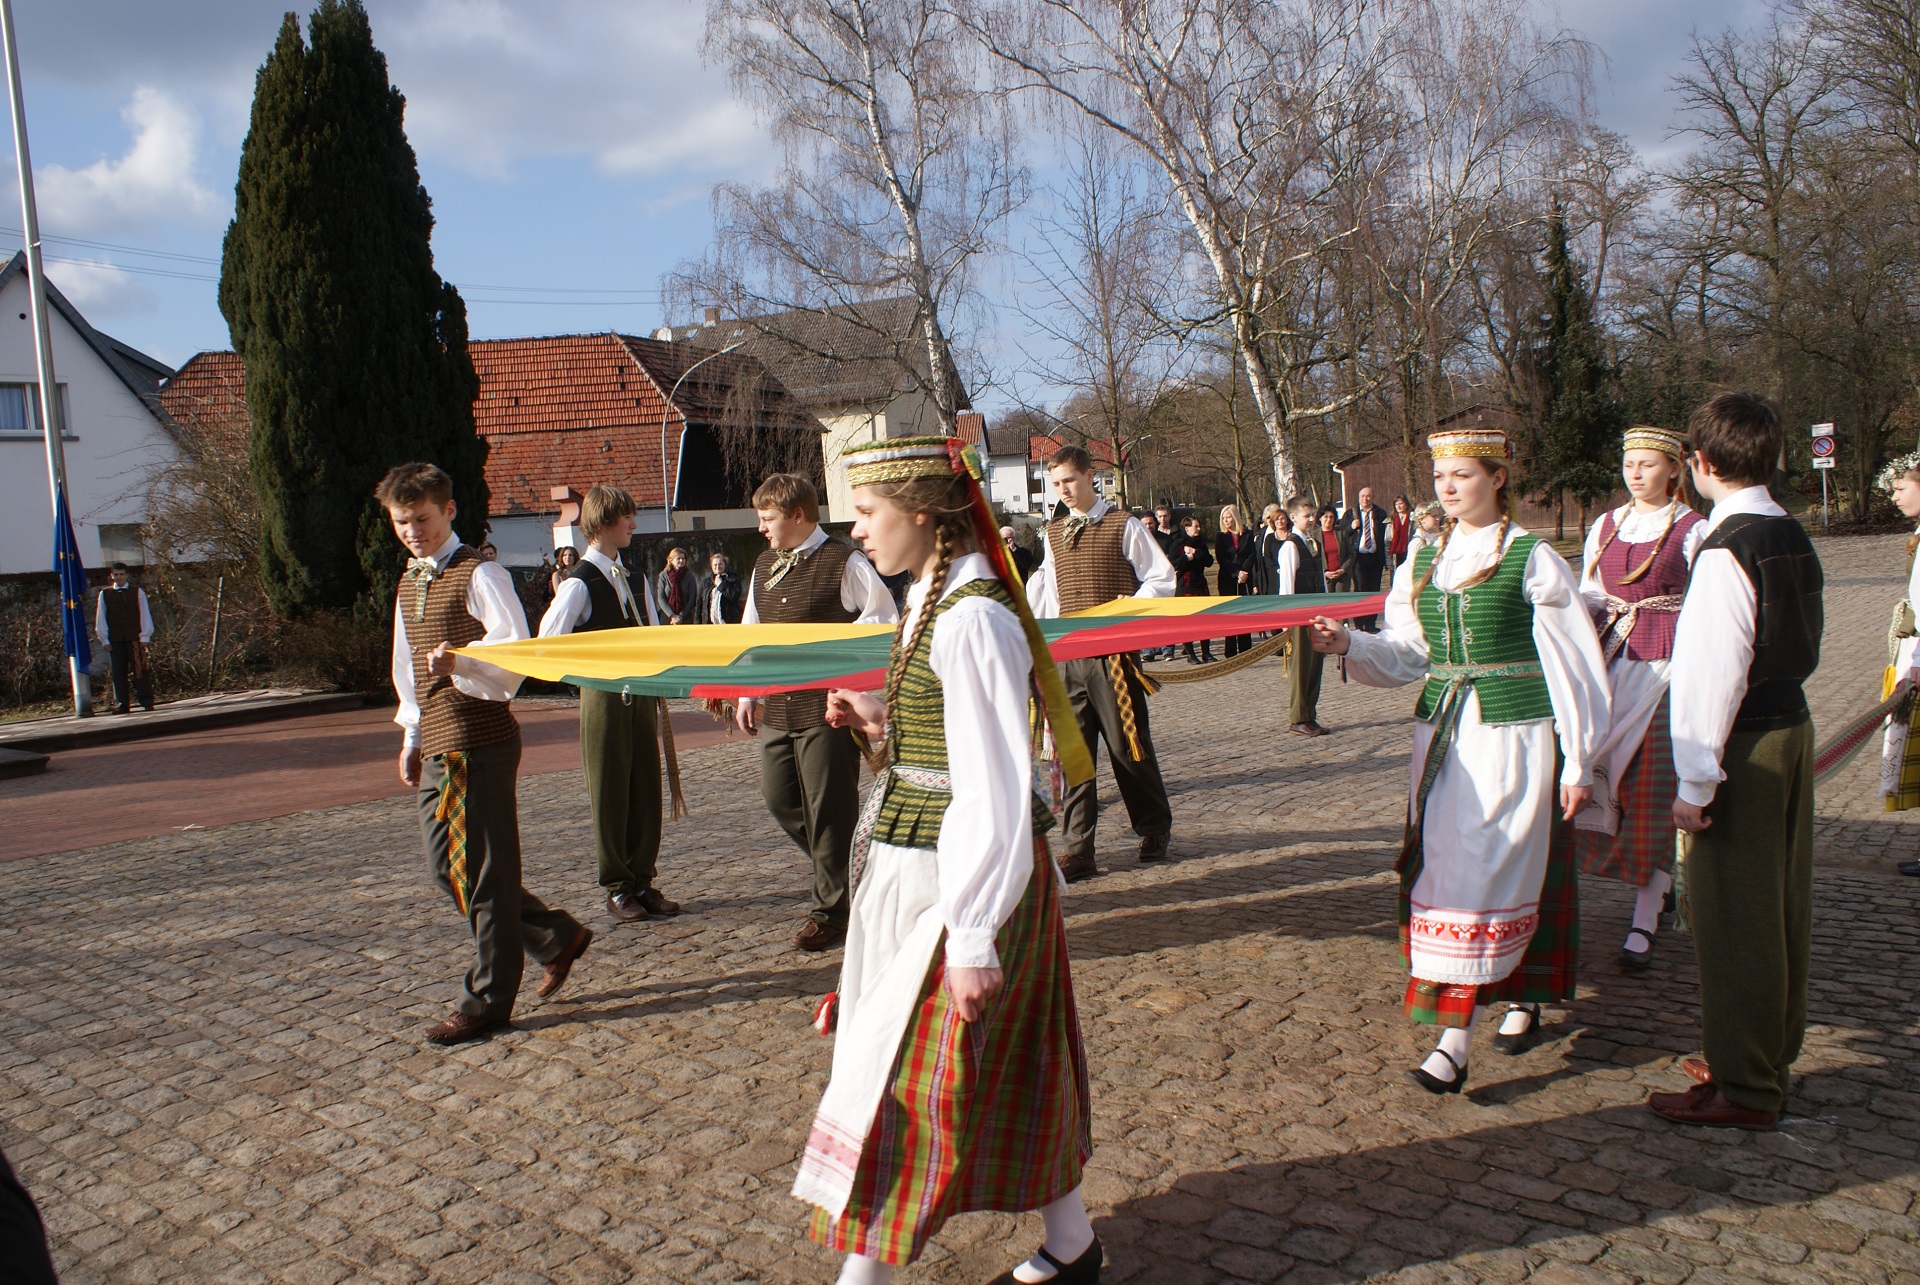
0,253,176,577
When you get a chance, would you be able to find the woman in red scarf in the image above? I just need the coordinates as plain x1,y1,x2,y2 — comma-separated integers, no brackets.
657,546,695,623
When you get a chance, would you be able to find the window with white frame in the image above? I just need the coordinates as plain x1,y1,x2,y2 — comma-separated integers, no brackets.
0,382,71,434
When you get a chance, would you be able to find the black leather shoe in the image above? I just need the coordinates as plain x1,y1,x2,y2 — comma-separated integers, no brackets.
985,1237,1102,1284
1407,1048,1467,1095
1491,1004,1542,1055
1137,832,1170,863
1898,860,1920,877
1620,927,1655,971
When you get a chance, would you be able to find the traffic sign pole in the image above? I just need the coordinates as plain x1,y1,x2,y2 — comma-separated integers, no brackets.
1811,424,1836,528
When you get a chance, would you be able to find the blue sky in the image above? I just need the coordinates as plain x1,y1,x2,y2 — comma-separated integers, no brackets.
7,0,1770,396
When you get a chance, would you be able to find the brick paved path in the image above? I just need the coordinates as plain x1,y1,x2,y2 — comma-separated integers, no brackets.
4,534,1917,1284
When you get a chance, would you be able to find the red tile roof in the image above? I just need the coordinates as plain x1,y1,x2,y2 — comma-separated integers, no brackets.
160,334,823,518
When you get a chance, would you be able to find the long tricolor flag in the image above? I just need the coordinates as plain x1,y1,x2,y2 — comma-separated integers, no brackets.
462,591,1385,699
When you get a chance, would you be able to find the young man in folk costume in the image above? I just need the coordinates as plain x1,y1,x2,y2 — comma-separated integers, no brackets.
538,484,682,925
1025,445,1177,882
1278,497,1330,737
1878,454,1920,876
797,436,1100,1285
381,463,591,1046
1568,428,1706,972
1310,428,1610,1093
95,562,155,713
737,474,899,951
1654,392,1823,1132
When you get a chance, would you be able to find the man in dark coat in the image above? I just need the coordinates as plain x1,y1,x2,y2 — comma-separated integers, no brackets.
1339,485,1391,631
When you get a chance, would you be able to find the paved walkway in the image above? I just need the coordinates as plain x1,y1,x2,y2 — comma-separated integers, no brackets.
2,535,1916,1284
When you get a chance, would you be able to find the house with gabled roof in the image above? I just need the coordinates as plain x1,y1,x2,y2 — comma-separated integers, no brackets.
159,333,826,567
0,251,178,577
656,296,970,520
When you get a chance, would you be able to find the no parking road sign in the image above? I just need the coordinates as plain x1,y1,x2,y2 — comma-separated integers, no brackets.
1811,436,1836,459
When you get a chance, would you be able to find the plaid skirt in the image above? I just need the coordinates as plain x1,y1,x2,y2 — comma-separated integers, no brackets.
1572,700,1678,886
808,845,1092,1265
1403,817,1579,1027
1884,665,1920,811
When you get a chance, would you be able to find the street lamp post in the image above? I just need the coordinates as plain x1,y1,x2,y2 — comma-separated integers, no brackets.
659,339,748,531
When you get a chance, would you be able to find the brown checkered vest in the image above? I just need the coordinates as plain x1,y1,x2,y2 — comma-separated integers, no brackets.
401,546,519,758
1045,509,1140,615
751,537,858,730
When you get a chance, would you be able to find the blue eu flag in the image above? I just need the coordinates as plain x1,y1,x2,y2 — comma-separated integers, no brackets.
54,487,91,672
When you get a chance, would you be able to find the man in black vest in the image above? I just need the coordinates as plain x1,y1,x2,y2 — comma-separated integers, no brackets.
737,474,898,950
1279,498,1330,735
539,485,679,925
1340,485,1390,631
1656,392,1824,1132
94,562,155,713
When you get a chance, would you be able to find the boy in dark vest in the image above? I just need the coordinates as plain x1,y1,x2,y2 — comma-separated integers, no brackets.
94,562,155,713
538,484,680,924
1281,497,1329,735
380,462,591,1045
736,474,898,950
1025,444,1176,881
1655,392,1823,1130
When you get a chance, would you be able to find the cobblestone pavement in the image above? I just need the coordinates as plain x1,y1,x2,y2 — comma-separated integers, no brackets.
4,534,1917,1285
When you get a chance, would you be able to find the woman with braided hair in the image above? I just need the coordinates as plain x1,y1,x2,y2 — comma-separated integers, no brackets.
793,437,1100,1284
1308,428,1610,1094
1569,428,1705,972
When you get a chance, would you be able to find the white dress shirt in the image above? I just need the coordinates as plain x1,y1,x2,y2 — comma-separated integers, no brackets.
1024,497,1176,617
741,523,898,626
94,586,153,645
1274,537,1301,596
1669,486,1786,807
538,546,660,635
391,534,529,749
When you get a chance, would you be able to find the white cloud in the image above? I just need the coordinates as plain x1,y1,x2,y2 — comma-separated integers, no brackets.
42,258,157,320
35,88,222,237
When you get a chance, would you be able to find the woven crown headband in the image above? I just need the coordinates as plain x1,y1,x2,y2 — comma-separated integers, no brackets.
843,435,985,488
1428,429,1513,461
1622,426,1687,460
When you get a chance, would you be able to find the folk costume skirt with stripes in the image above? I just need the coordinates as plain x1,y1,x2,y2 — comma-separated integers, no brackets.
1884,636,1920,811
1570,696,1678,886
795,836,1091,1266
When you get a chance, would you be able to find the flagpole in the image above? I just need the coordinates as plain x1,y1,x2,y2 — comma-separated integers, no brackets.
2,0,88,716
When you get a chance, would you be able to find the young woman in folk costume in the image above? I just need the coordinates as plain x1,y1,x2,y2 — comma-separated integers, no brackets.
1568,427,1706,972
1308,428,1610,1094
1878,453,1920,875
795,436,1102,1284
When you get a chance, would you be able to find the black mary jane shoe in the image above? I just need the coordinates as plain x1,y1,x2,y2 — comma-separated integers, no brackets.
1491,1003,1543,1056
1406,1048,1468,1096
986,1237,1102,1285
1619,927,1656,972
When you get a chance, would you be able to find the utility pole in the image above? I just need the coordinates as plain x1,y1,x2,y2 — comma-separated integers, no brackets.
2,0,89,716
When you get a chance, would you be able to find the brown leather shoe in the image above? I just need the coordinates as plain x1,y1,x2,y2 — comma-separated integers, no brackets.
637,888,680,916
425,1011,508,1045
606,891,649,922
793,918,847,951
1681,1056,1712,1086
1289,721,1329,737
1648,1082,1777,1131
1057,851,1098,883
1138,832,1170,862
536,926,593,999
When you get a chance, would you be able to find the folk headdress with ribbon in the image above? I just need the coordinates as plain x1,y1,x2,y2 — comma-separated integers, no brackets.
842,435,1095,788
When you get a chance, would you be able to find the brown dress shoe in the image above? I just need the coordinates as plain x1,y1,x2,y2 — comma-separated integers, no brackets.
637,888,680,916
607,891,649,922
1681,1056,1712,1085
1057,851,1098,883
793,919,847,951
1289,721,1329,737
1647,1082,1777,1131
536,926,593,999
426,1011,508,1045
1138,832,1170,862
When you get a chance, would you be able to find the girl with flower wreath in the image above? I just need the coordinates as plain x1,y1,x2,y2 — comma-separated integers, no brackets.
793,436,1102,1285
1565,427,1706,975
1878,452,1920,864
1309,427,1611,1093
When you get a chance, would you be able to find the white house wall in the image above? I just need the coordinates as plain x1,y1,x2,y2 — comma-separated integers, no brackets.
0,274,177,577
818,390,938,522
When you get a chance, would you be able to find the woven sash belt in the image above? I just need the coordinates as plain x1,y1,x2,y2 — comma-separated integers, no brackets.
1598,593,1684,664
848,763,953,892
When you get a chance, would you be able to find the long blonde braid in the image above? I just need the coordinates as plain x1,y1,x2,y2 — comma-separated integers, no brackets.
878,495,974,725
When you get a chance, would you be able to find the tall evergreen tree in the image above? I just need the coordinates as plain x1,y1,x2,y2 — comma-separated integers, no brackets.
221,0,486,620
1531,204,1624,534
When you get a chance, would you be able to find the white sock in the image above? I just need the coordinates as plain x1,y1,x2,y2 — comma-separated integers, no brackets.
1498,1004,1537,1036
1630,870,1673,936
1420,1006,1480,1081
1013,1186,1096,1281
836,1254,894,1285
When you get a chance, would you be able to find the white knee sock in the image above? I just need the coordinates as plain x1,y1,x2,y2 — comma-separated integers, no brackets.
1012,1186,1095,1282
1420,1006,1480,1081
1631,869,1673,935
836,1254,894,1285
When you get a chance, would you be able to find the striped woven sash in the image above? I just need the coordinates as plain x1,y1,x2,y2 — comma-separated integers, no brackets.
1598,593,1684,664
849,764,952,892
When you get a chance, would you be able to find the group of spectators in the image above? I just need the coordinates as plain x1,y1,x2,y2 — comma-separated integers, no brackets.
537,545,749,625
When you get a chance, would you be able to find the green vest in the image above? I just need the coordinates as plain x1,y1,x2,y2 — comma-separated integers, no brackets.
1411,532,1554,725
873,577,1056,849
